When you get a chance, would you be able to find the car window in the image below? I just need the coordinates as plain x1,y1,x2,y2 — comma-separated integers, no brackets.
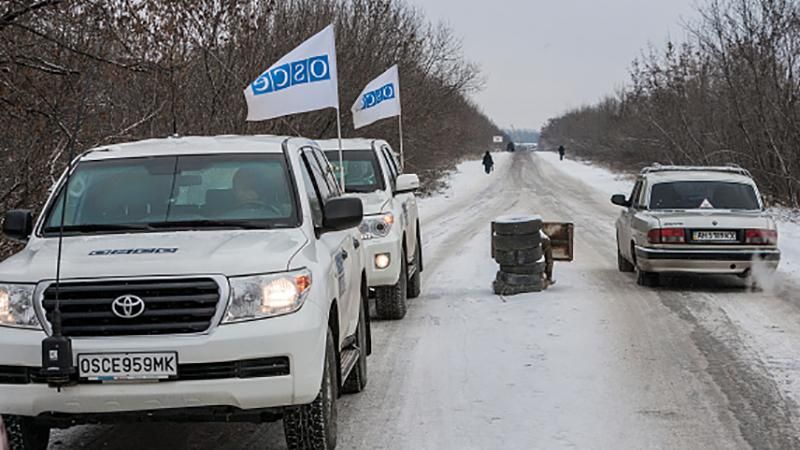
325,149,386,193
379,146,398,189
44,154,299,233
312,149,342,197
649,181,761,210
382,145,401,175
298,156,324,226
302,148,334,202
629,180,643,208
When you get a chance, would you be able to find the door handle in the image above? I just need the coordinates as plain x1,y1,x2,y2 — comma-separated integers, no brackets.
352,238,360,249
341,249,349,260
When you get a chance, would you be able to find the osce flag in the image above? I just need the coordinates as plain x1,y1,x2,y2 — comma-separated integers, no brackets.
351,65,401,129
244,25,339,121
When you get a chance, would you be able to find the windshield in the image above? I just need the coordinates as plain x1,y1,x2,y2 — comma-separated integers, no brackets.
43,154,298,234
324,150,385,193
649,181,761,210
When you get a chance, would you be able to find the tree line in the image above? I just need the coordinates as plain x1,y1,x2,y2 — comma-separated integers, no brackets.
0,0,500,255
540,0,800,207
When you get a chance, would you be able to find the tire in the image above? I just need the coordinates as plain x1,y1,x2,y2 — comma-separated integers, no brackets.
493,215,543,235
636,269,660,287
283,328,338,450
500,260,546,275
497,271,543,286
407,237,422,299
493,280,544,296
493,233,542,252
617,247,635,273
342,298,368,394
3,416,50,450
375,249,408,320
494,247,543,265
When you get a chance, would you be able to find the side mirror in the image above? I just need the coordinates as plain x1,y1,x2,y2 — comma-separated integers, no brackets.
323,197,363,232
395,174,420,195
611,194,631,208
3,210,33,242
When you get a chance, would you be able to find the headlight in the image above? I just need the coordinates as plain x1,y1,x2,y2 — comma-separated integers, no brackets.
359,213,394,240
0,284,41,329
223,269,312,323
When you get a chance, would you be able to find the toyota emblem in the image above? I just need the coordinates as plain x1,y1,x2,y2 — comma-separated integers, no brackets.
111,295,146,319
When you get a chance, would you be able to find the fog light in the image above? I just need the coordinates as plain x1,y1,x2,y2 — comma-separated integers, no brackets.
375,253,391,270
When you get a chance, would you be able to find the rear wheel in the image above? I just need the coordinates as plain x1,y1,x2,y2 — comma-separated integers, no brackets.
375,249,408,320
636,269,660,287
3,416,50,450
283,328,338,450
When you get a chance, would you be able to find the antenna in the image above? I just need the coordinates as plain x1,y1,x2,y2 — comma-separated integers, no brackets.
41,143,77,390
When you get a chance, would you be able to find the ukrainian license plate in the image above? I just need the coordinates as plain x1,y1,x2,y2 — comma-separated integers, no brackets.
693,231,737,242
78,352,178,381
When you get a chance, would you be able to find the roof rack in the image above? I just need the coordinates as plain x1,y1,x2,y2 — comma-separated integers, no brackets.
640,163,752,178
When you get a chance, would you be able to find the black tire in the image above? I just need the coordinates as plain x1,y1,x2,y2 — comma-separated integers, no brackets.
493,233,542,252
493,215,543,235
375,249,408,320
284,328,338,450
500,261,546,275
617,247,635,273
342,298,368,394
636,269,660,287
494,247,543,266
497,271,543,286
407,237,422,299
3,416,50,450
493,280,543,296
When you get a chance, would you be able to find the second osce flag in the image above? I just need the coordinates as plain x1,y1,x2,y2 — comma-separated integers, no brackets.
244,25,339,121
351,65,401,129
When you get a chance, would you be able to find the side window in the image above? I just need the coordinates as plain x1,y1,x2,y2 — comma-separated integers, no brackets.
302,149,333,202
299,156,324,226
380,147,398,189
629,180,644,208
312,149,341,197
382,145,401,175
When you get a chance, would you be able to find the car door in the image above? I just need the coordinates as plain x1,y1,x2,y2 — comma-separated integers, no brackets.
378,143,417,261
619,178,644,259
310,147,361,338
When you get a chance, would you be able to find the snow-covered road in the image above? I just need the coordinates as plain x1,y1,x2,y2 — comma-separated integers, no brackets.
48,151,800,449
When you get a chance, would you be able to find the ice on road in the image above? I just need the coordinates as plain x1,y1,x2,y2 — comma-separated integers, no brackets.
50,151,800,449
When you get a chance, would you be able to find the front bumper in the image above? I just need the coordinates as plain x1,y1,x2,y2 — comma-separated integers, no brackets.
635,246,781,274
0,302,328,417
363,236,403,287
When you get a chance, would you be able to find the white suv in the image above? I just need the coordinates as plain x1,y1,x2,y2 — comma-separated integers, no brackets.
612,164,780,287
0,136,369,450
319,139,422,320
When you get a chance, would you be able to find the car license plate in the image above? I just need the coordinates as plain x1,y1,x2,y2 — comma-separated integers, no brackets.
78,352,178,381
693,231,737,242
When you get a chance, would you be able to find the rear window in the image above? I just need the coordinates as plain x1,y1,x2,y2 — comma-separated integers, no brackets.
649,181,761,210
324,150,386,193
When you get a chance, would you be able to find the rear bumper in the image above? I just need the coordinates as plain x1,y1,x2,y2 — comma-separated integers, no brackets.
635,246,780,274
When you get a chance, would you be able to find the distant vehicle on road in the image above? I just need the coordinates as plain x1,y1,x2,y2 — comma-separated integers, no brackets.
320,139,423,320
612,164,780,287
0,136,369,450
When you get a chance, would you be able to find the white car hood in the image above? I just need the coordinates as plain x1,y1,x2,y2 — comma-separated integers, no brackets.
345,191,390,216
0,229,309,283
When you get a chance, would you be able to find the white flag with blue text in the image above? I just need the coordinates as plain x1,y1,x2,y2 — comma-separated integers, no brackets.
351,65,401,129
244,25,339,121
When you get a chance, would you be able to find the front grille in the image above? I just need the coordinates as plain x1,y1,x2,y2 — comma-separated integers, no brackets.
0,358,290,385
42,278,221,337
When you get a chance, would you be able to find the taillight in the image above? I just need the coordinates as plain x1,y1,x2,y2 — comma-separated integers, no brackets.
648,228,686,244
745,229,777,245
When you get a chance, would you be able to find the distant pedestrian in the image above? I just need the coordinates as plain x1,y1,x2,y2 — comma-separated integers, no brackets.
482,151,494,174
558,145,566,161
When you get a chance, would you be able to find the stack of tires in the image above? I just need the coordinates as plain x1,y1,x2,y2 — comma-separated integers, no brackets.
492,215,546,295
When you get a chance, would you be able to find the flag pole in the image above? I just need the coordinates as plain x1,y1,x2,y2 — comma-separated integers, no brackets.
398,113,405,171
336,107,345,192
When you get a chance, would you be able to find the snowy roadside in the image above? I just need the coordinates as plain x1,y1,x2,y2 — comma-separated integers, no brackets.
537,151,800,282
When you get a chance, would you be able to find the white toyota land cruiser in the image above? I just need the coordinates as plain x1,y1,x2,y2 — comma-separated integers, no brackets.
0,135,370,450
319,139,422,320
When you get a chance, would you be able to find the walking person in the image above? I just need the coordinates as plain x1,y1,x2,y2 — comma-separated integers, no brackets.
482,151,494,174
558,145,566,161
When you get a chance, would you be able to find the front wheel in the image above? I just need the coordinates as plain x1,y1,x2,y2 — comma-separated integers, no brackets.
342,296,368,394
407,235,423,299
283,328,338,450
3,416,50,450
375,249,408,320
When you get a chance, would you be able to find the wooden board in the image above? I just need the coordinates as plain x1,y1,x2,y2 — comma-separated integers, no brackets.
543,222,574,262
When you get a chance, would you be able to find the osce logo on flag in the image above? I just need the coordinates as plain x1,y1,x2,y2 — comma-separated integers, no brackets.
360,83,396,110
251,55,331,96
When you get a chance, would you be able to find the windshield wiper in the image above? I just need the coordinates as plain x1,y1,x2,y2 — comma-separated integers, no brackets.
43,223,154,234
147,220,270,230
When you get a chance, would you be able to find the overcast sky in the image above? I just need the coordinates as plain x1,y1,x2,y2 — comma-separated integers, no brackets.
409,0,699,130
